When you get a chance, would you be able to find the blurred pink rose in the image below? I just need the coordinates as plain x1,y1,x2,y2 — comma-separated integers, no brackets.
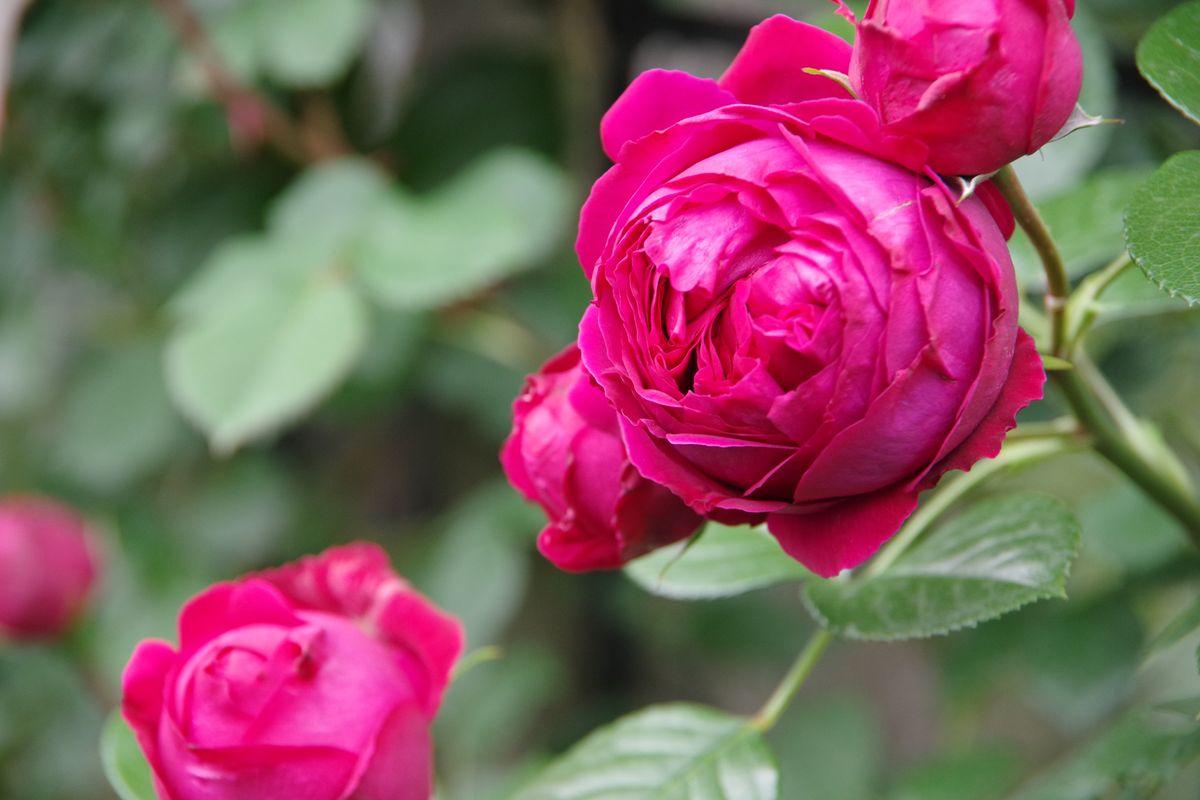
503,345,702,571
122,544,463,800
578,15,1044,577
0,495,100,640
846,0,1083,176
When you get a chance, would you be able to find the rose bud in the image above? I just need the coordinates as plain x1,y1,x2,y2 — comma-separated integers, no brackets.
503,345,703,571
846,0,1083,176
578,15,1044,577
122,543,463,800
0,495,100,640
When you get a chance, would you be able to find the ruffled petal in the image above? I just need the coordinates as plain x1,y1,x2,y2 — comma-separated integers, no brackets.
601,69,736,161
766,488,920,577
720,15,852,106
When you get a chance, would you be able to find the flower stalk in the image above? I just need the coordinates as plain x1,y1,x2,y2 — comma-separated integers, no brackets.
994,168,1200,549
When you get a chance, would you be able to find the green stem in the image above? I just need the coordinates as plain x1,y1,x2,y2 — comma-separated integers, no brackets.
1054,366,1200,548
995,167,1200,550
749,628,832,731
994,166,1071,357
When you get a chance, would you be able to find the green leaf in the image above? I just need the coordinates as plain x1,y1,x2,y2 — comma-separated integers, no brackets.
513,704,778,800
890,749,1020,800
258,0,371,87
49,341,186,493
1147,595,1200,662
1009,710,1200,800
1010,168,1150,290
803,494,1080,640
1137,0,1200,126
625,523,809,600
100,711,157,800
1124,151,1200,305
355,148,571,310
165,245,368,453
267,158,392,251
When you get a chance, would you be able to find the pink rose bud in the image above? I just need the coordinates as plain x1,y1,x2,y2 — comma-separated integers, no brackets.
578,16,1044,577
847,0,1083,176
122,544,463,800
0,495,100,640
503,345,703,571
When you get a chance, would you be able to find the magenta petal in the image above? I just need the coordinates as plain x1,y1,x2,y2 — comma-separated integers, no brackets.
974,180,1015,240
373,590,464,716
346,704,432,800
719,15,852,106
601,70,736,161
767,489,920,577
177,581,300,657
921,327,1046,488
156,737,360,800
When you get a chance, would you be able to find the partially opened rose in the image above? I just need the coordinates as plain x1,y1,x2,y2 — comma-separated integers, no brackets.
846,0,1083,176
578,15,1044,577
0,495,100,640
503,344,702,571
122,544,463,800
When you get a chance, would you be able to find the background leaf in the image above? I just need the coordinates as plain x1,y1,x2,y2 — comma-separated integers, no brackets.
804,494,1080,640
355,148,571,310
165,248,368,452
513,704,778,800
1136,0,1200,125
625,523,809,600
100,712,156,800
1009,711,1200,800
1124,151,1200,305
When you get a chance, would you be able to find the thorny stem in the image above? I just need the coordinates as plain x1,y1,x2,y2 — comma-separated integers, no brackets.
995,168,1200,549
993,166,1071,357
148,0,347,164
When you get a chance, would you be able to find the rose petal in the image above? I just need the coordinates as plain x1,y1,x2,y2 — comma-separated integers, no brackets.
720,15,853,106
601,69,736,162
766,488,920,577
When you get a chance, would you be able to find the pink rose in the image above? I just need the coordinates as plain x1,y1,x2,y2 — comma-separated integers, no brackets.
503,345,702,571
122,544,463,800
577,15,1045,577
0,495,100,640
846,0,1083,176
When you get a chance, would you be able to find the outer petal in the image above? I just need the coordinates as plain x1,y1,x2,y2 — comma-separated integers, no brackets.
346,704,432,800
920,327,1045,487
766,488,920,577
259,544,464,716
601,70,736,162
177,581,301,658
373,589,464,716
720,15,853,106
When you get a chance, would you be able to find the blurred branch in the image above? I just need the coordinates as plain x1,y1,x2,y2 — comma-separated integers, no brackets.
0,0,33,148
148,0,349,164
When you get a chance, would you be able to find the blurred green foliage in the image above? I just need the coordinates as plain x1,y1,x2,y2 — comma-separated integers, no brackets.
2,0,1200,798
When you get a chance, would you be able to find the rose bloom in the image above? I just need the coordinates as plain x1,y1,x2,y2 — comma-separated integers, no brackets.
122,544,463,800
0,495,100,640
504,344,702,571
847,0,1083,176
578,15,1044,577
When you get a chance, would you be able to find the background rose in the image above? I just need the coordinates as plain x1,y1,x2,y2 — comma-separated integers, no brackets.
122,544,463,800
578,15,1044,577
847,0,1083,176
0,495,100,640
503,344,702,571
